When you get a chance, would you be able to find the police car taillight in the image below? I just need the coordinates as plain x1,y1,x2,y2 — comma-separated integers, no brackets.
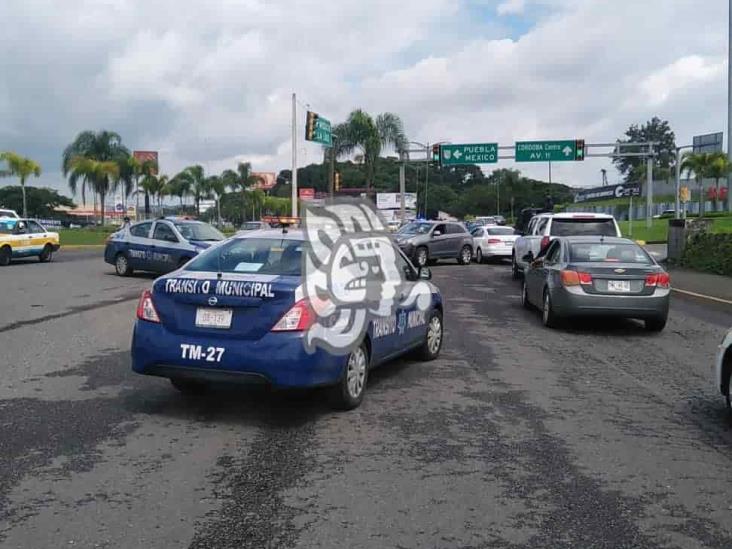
136,290,160,323
271,299,315,332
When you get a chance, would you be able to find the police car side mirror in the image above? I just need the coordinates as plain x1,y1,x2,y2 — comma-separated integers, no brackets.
432,230,441,238
418,266,432,280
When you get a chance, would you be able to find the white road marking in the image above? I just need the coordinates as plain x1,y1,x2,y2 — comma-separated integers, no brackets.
672,288,732,306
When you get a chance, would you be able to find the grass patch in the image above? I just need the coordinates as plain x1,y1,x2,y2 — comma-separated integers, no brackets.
59,228,116,246
618,215,732,243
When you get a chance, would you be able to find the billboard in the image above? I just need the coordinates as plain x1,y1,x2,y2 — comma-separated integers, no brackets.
133,150,159,175
693,132,723,154
376,192,417,210
251,172,277,191
574,183,640,203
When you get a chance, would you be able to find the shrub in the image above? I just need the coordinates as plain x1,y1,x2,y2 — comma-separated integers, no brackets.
680,233,732,276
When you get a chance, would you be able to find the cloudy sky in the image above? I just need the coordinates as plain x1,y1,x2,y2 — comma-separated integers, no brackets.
0,0,727,199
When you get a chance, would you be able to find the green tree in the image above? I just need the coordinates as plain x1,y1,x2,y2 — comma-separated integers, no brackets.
0,152,42,218
62,131,130,224
65,157,120,223
206,175,226,226
168,173,192,207
222,162,259,220
0,186,74,218
681,152,715,217
613,117,676,184
336,110,407,190
173,165,210,216
707,152,732,212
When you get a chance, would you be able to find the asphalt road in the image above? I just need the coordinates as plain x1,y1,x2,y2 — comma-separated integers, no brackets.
1,250,732,548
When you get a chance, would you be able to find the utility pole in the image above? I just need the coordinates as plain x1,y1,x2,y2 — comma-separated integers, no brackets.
646,144,654,229
399,152,406,224
728,0,732,211
423,142,430,219
496,173,500,215
291,93,298,218
548,161,552,184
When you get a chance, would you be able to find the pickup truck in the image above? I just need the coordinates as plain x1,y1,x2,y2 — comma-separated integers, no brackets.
512,212,622,279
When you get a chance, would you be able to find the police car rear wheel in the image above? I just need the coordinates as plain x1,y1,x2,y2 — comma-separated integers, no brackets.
39,244,53,263
115,253,133,276
170,377,208,396
417,310,443,361
0,246,10,266
331,342,369,410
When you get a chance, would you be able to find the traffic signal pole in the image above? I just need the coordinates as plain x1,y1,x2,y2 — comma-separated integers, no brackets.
291,93,298,218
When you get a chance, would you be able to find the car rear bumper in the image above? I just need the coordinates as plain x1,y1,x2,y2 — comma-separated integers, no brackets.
482,245,513,257
131,321,347,388
551,286,670,318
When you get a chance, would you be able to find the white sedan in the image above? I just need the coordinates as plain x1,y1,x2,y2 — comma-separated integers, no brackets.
470,226,518,263
714,327,732,409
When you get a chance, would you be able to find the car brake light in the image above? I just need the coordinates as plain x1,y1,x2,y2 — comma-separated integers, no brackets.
487,238,502,244
136,290,160,323
578,272,593,285
272,299,316,332
561,270,580,286
540,236,550,250
646,273,670,288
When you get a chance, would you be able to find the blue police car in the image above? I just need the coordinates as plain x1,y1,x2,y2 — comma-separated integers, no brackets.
104,217,225,276
130,229,444,409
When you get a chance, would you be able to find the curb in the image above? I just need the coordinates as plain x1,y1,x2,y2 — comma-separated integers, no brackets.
672,287,732,306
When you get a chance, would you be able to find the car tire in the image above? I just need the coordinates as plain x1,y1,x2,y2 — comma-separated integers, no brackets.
458,245,472,265
0,245,11,267
38,244,53,263
416,310,443,361
476,248,483,264
414,247,429,268
115,253,133,276
511,253,521,280
521,281,532,309
542,289,558,328
170,377,208,395
644,316,667,332
330,341,369,410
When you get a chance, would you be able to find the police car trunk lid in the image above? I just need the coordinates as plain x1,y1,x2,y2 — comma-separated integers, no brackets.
153,272,298,340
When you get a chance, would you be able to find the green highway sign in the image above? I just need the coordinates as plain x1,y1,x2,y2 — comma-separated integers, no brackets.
515,140,585,162
305,111,332,147
440,143,498,166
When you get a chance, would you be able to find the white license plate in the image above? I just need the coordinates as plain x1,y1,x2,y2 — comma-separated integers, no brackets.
195,307,233,329
607,280,631,293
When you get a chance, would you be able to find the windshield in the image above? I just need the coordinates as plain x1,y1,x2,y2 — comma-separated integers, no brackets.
569,243,652,264
240,222,262,230
174,222,224,241
186,238,304,276
550,218,617,237
398,222,432,235
486,227,514,235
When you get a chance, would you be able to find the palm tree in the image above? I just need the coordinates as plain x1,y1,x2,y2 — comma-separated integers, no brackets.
174,165,210,216
207,175,226,226
681,152,715,217
707,152,732,212
66,157,120,222
0,152,41,217
222,162,259,219
62,131,130,224
168,174,192,207
337,110,407,190
136,174,170,216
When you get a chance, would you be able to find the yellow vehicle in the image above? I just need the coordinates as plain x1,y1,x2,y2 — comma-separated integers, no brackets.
0,218,60,266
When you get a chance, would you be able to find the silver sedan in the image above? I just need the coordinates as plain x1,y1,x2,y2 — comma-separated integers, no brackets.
521,236,670,331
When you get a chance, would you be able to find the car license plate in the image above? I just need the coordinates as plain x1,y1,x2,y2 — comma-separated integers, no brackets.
607,280,631,293
195,307,233,329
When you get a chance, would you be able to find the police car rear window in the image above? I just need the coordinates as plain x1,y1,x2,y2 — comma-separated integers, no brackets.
550,218,617,236
186,238,304,276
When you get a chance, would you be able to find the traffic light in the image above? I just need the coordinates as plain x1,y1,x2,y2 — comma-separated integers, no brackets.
575,139,585,161
334,171,342,192
431,144,442,166
305,111,318,142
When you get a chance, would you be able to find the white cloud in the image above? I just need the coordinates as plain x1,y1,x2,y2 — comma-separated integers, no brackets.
497,0,525,16
0,0,728,196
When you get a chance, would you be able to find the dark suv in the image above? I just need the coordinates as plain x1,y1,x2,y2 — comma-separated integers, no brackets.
394,221,474,267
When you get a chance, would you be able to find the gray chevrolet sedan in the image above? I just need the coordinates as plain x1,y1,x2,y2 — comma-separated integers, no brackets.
521,236,670,331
